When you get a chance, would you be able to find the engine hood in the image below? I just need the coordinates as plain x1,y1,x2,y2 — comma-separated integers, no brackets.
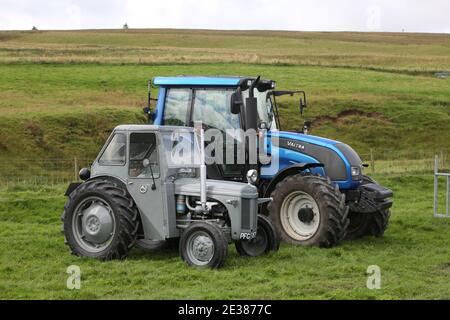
269,131,363,182
174,178,258,199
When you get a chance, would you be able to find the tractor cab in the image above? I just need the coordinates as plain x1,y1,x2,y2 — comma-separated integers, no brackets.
144,76,307,133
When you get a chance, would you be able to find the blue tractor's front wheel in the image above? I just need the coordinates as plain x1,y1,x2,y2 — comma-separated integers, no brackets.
345,175,391,239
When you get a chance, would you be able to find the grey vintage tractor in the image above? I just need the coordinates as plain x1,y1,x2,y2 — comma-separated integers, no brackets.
61,125,279,268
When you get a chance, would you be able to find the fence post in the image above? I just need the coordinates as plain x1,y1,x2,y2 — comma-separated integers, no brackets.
370,148,375,175
434,155,439,217
74,157,78,182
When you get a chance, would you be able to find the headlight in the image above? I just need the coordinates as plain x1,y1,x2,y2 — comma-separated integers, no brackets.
246,169,259,185
351,166,361,178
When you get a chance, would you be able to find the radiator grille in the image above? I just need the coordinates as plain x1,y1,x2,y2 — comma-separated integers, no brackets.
241,199,251,229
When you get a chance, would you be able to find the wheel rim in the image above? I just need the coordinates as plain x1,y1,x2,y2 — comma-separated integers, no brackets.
72,196,116,253
280,191,320,241
240,225,268,256
186,231,214,266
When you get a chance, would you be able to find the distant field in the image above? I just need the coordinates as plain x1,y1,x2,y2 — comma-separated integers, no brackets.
1,174,450,299
1,29,450,72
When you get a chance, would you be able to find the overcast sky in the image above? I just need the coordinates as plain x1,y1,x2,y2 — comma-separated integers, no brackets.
1,0,449,33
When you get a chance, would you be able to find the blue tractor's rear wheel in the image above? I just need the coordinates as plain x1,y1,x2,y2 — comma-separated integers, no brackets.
268,173,349,248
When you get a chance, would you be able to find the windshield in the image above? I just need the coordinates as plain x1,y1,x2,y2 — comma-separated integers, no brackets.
242,89,278,130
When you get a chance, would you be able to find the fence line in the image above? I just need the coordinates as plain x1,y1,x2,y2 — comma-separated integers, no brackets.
0,149,448,186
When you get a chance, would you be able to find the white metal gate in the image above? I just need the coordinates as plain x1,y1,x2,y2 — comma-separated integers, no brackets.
434,156,450,218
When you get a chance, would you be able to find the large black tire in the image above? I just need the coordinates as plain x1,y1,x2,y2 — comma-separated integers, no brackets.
345,175,391,240
61,178,139,260
235,214,280,256
179,222,228,269
268,173,349,248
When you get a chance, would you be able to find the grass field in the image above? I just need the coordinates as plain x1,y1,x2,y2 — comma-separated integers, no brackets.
0,29,449,299
1,174,450,299
1,29,450,72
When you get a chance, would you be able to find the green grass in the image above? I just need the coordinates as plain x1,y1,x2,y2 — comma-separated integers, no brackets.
1,29,450,72
1,174,450,299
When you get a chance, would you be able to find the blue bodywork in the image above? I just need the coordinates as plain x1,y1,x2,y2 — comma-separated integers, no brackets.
152,76,361,191
263,131,359,189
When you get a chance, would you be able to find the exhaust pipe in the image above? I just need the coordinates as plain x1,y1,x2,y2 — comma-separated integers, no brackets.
194,122,208,213
199,126,207,212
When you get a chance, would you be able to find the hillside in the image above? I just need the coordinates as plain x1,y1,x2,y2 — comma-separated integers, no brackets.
0,29,449,164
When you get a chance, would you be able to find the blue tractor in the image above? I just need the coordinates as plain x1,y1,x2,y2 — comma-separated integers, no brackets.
144,76,393,247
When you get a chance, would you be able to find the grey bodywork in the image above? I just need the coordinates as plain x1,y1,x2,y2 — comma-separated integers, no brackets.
90,125,259,241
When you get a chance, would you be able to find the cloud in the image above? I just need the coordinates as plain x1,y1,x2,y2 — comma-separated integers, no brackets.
0,0,449,33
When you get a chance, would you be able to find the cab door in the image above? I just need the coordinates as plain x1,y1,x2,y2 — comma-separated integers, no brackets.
126,132,166,240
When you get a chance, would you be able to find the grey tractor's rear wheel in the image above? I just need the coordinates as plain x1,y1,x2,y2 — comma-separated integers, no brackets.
61,178,139,260
235,214,280,256
179,222,228,269
345,175,391,240
268,173,349,248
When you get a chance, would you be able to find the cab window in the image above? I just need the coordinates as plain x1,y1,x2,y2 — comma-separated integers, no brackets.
129,132,160,178
192,89,240,131
163,88,191,126
191,89,242,177
99,133,126,165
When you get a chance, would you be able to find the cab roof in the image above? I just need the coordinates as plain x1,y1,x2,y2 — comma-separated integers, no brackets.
114,124,194,132
153,76,249,87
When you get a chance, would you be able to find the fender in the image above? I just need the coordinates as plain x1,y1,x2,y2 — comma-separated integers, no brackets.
64,182,82,196
64,175,126,196
262,163,324,198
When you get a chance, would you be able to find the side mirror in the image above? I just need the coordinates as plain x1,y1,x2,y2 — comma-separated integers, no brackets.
142,159,150,168
230,91,242,114
245,97,258,131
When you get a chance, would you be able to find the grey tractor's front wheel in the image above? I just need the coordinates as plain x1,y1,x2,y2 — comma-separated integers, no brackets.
235,215,280,256
179,222,228,269
268,174,349,248
61,178,139,260
346,175,391,240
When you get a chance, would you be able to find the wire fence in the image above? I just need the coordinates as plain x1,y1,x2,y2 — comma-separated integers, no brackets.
359,149,450,175
0,158,91,188
0,149,449,187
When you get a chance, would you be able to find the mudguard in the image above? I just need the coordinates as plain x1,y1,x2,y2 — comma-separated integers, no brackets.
262,163,324,198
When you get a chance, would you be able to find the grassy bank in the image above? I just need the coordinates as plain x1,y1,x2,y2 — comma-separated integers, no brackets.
0,63,449,163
